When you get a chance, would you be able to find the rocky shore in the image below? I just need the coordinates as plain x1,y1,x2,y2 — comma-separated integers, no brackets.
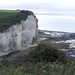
39,30,75,60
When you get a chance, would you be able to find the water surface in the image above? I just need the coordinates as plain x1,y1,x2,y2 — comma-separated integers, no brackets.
36,14,75,33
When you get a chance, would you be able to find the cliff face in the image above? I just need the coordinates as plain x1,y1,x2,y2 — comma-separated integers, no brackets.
0,13,38,52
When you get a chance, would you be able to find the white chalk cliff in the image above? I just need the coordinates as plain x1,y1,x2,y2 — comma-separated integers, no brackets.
0,13,38,52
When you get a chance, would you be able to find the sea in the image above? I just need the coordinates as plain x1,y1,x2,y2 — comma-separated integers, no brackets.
36,14,75,33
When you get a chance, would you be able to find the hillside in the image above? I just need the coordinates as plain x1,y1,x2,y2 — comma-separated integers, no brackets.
0,10,34,32
0,10,38,54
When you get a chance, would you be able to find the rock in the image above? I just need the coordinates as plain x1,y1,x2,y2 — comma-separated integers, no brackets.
0,11,38,54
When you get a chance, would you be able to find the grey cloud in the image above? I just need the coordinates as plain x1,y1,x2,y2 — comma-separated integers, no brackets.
0,3,75,12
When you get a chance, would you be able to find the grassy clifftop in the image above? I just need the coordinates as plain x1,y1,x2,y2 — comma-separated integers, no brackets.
0,10,34,32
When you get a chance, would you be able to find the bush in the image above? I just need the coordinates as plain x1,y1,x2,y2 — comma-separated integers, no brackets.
27,43,66,63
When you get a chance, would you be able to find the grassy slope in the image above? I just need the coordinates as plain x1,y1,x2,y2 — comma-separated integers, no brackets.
0,10,19,19
0,43,74,75
0,10,33,32
0,48,75,75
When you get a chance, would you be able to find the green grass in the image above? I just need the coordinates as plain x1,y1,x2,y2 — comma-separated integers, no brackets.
0,59,75,75
0,12,16,18
0,10,33,32
0,10,19,19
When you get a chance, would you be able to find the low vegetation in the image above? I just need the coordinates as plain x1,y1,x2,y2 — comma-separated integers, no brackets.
0,59,75,75
0,10,33,32
0,10,19,19
0,43,75,75
27,43,66,63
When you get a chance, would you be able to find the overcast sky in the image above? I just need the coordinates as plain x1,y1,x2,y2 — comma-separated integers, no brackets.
0,0,75,14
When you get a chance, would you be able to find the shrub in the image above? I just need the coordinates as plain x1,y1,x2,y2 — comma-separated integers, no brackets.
27,43,66,63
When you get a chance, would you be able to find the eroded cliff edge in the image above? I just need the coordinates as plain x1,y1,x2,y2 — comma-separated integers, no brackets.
0,10,38,54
